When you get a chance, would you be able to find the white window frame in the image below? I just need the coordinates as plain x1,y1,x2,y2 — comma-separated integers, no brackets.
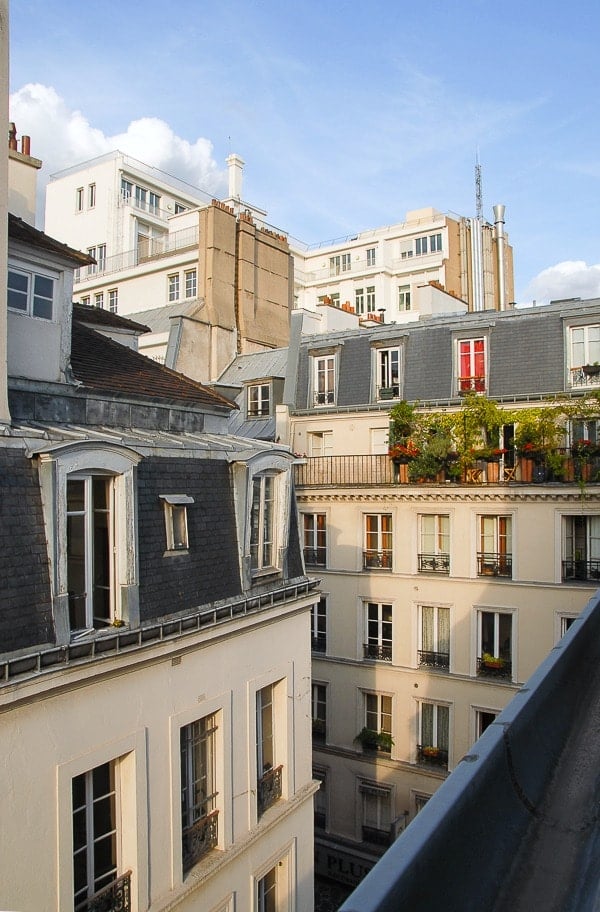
185,268,197,299
359,779,392,844
148,191,160,215
418,604,450,668
366,247,376,267
76,187,84,211
120,178,132,200
160,494,193,552
88,183,96,208
418,701,450,757
80,295,90,307
168,273,180,302
355,287,365,314
366,286,376,313
7,265,56,320
180,713,218,874
312,354,336,406
364,691,392,736
303,513,326,568
312,682,327,741
94,292,104,310
108,289,118,313
364,601,392,662
329,253,351,276
376,346,401,399
569,324,600,385
308,430,333,457
457,337,487,393
418,513,450,572
247,382,271,418
478,514,512,577
135,185,147,210
254,848,292,912
397,285,411,311
364,513,393,570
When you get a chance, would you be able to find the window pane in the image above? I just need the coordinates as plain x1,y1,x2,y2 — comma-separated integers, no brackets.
7,270,28,311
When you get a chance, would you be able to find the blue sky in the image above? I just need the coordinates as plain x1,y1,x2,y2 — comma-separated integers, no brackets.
9,0,600,302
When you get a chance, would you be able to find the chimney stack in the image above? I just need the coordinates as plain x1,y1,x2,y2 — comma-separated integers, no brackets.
493,204,507,312
226,153,245,200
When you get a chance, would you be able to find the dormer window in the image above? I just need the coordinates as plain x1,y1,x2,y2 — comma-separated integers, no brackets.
248,383,271,418
160,494,194,552
8,267,55,320
569,324,600,388
457,338,486,394
313,354,336,406
376,347,401,400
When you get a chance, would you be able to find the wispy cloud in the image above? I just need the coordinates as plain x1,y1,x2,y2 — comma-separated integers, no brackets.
523,261,600,306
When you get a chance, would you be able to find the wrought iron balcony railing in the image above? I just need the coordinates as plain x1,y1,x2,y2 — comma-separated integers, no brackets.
257,764,283,816
314,391,335,406
363,550,393,571
417,745,449,768
477,656,512,678
304,546,327,568
418,553,450,573
477,552,512,578
294,455,394,487
311,634,327,653
418,650,450,669
75,870,131,912
182,809,218,874
562,558,600,582
363,643,392,662
362,825,392,847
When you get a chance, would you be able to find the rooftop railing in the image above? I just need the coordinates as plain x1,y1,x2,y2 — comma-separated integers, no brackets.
294,455,394,487
75,225,199,283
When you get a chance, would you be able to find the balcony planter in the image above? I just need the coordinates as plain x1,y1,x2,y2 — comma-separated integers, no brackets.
354,727,394,754
582,364,600,376
379,387,397,400
520,456,534,482
481,652,504,671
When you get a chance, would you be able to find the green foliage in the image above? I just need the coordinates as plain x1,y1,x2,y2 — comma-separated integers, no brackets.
354,727,394,751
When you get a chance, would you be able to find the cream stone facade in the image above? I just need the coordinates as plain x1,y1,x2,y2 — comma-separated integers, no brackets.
291,206,514,321
276,302,600,884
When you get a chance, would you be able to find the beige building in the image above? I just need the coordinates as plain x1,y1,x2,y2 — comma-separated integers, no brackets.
291,205,514,321
44,151,294,382
276,301,600,885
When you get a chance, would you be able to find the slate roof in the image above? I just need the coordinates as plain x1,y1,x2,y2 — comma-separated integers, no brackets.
218,348,289,385
73,302,151,334
8,212,93,266
70,320,236,410
294,299,600,409
130,300,204,335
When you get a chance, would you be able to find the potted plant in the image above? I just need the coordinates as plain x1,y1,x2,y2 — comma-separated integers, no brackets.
388,400,418,446
354,727,394,753
582,362,600,376
481,651,504,670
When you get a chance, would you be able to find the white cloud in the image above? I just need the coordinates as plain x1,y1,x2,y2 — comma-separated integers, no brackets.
9,83,227,220
523,261,600,307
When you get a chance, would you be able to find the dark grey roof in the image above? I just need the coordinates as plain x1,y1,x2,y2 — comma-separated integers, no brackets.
131,300,204,334
218,348,289,384
293,299,600,409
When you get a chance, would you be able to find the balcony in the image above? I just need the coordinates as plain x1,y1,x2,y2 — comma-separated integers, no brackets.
75,871,131,912
304,546,326,568
477,656,512,679
377,385,400,401
294,455,394,487
257,764,283,816
362,825,392,848
570,365,600,389
418,650,450,670
314,391,335,406
182,809,218,873
477,552,512,578
363,643,392,662
562,558,600,582
75,225,199,283
416,745,448,768
363,550,393,571
418,553,450,573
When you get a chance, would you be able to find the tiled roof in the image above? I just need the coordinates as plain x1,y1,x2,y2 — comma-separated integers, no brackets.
73,303,151,334
8,213,93,266
70,321,236,410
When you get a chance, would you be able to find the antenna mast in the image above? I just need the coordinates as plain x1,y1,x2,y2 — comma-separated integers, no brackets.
475,152,483,220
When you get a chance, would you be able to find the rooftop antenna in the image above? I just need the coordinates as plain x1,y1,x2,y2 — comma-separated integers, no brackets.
475,149,483,220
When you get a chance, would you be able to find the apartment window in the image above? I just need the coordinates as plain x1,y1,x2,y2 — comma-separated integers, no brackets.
563,515,600,581
363,513,392,570
458,338,486,393
419,605,450,669
366,286,376,313
148,191,160,215
478,515,512,578
364,602,392,662
87,244,106,275
174,202,187,214
120,178,132,200
312,683,327,743
415,233,442,256
303,514,326,568
311,597,327,653
418,514,450,573
355,288,365,314
135,185,147,210
476,710,498,738
560,615,577,636
247,383,271,418
569,325,600,387
313,768,327,829
397,285,411,311
417,702,449,767
185,268,197,299
376,347,400,399
168,273,180,302
257,684,282,816
313,354,336,406
108,289,118,314
94,292,104,309
366,247,376,267
76,187,84,211
67,476,114,631
257,865,281,912
329,253,351,276
360,780,392,847
478,610,512,677
72,762,129,911
180,715,218,873
160,494,193,551
308,430,333,457
88,183,96,208
364,692,392,737
7,267,55,320
80,295,90,307
250,474,276,572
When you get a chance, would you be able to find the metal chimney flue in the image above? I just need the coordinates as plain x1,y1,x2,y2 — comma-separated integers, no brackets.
493,204,507,312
